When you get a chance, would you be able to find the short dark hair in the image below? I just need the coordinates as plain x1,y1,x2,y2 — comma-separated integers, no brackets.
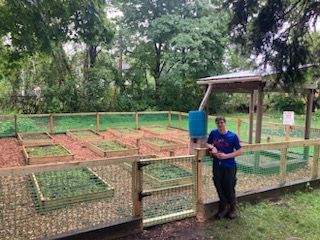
215,116,226,124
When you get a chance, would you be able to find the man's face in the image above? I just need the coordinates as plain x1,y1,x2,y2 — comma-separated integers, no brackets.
216,120,226,132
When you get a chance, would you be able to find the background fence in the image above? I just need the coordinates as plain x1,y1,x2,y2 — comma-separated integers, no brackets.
1,111,320,144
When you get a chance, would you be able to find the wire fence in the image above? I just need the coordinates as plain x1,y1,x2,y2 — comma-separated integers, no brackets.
1,111,320,144
0,139,319,239
140,155,197,227
0,157,138,240
200,141,320,203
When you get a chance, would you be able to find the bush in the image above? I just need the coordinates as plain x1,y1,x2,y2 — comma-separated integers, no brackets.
270,94,305,114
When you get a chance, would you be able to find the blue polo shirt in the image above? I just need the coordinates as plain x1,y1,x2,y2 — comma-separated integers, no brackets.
207,129,241,168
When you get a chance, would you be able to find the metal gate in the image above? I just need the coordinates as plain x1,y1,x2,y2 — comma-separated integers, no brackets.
138,155,197,227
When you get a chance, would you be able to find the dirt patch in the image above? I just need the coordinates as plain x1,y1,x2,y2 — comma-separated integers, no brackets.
119,218,210,240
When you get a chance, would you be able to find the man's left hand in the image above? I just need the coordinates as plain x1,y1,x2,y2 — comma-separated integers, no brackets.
216,152,229,159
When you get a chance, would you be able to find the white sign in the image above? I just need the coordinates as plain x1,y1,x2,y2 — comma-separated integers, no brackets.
283,111,295,125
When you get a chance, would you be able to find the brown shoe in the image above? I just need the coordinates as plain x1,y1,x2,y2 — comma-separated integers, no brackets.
227,203,237,219
215,203,229,219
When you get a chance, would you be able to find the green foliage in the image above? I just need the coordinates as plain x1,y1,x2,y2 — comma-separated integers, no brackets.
270,94,305,114
227,0,320,90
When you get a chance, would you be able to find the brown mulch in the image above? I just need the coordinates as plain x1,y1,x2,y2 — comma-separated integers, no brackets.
52,134,102,161
0,137,25,167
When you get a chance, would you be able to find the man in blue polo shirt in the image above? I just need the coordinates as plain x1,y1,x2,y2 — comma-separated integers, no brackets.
207,116,242,219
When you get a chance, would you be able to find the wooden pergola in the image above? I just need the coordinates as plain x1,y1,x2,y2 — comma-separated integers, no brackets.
197,70,319,144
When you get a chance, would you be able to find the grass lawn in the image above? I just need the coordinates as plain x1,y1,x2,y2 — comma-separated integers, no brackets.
207,190,320,240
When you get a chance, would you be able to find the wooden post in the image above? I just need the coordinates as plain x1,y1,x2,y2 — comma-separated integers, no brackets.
96,112,100,132
312,145,319,179
135,112,139,130
132,161,142,217
304,90,314,140
168,111,171,128
136,139,140,154
237,118,241,139
50,113,54,133
195,148,207,222
178,112,182,130
255,86,264,143
280,148,288,186
249,91,255,144
266,136,271,143
285,125,290,141
14,115,17,137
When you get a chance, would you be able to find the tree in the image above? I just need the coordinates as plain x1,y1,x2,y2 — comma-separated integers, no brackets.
226,0,320,89
113,0,228,107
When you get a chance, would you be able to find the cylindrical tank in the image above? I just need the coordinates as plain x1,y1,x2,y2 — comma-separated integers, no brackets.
188,111,206,138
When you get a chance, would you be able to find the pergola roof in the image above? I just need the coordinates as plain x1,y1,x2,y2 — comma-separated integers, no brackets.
197,69,318,93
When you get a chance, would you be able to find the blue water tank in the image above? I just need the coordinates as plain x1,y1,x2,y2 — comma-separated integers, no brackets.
188,111,206,138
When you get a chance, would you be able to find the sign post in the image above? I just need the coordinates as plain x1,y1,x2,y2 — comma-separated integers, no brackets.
283,111,295,141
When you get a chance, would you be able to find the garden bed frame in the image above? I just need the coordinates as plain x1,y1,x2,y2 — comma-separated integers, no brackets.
23,144,74,165
66,128,103,141
17,132,54,146
107,127,144,139
30,167,115,212
140,137,187,152
141,125,181,136
143,163,193,187
86,140,139,158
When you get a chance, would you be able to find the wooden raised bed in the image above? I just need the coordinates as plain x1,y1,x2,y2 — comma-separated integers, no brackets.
141,125,180,136
107,127,144,139
23,144,74,165
66,128,102,141
17,132,54,146
143,163,192,187
86,140,139,158
30,167,114,212
140,137,187,152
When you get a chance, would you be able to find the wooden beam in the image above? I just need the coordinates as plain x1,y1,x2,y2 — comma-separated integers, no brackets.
305,89,314,139
241,139,320,152
248,91,255,144
197,76,261,85
199,85,212,111
312,145,319,179
255,86,264,143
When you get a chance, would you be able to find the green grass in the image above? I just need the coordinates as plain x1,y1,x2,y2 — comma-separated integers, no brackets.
95,140,128,151
27,145,69,157
206,190,320,240
34,168,107,200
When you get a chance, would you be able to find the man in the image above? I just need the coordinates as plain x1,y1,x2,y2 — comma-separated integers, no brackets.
207,116,242,219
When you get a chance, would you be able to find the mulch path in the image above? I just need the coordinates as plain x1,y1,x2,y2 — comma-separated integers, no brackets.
52,134,102,161
0,130,190,168
0,137,25,167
